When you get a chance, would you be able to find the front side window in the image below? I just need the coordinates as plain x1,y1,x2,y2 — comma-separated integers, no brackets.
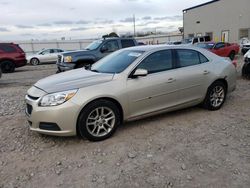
137,50,173,74
102,40,119,52
215,42,225,49
40,49,50,55
176,49,200,67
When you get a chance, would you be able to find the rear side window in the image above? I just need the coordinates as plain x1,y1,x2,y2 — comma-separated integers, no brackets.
121,40,135,48
0,44,17,53
199,53,209,63
176,49,200,67
137,50,173,74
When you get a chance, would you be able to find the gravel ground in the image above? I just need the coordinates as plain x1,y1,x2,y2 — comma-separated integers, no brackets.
0,58,250,188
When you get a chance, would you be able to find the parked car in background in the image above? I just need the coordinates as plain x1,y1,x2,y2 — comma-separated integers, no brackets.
196,42,239,60
26,45,236,141
242,50,250,78
56,37,137,72
241,42,250,55
27,48,64,65
182,36,211,45
0,43,27,73
166,41,182,45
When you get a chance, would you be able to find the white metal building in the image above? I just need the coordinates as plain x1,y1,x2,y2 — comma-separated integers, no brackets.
183,0,250,43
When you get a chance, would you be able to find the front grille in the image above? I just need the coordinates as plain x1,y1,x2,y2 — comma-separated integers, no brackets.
57,55,63,63
26,104,33,115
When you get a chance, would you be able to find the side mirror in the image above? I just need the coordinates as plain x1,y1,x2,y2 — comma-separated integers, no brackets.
100,46,108,53
132,69,148,78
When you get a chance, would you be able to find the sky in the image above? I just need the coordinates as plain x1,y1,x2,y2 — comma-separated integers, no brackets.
0,0,209,41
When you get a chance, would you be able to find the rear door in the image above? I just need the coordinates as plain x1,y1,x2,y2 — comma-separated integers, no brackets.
121,39,136,48
173,49,211,104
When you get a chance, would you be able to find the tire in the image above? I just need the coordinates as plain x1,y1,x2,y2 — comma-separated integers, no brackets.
228,51,235,60
203,81,227,111
77,100,121,141
75,63,86,69
1,60,15,73
30,58,40,66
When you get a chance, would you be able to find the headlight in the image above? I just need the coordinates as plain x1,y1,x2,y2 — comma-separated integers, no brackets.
64,56,72,63
39,89,78,107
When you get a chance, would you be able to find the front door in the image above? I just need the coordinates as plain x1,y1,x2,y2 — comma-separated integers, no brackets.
127,50,181,118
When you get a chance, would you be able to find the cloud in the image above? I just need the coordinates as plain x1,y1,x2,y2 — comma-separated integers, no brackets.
137,21,159,26
95,20,114,24
154,15,182,21
0,27,9,32
54,21,74,25
120,17,134,23
70,27,88,31
37,23,51,27
141,16,151,20
76,20,90,24
15,25,34,29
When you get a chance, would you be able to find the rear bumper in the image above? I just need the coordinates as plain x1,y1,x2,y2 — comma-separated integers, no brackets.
15,59,27,68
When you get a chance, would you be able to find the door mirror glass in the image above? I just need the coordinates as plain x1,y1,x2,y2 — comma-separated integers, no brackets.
133,69,148,78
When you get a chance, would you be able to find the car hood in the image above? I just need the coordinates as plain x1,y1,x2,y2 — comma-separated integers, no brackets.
61,49,90,56
34,68,114,93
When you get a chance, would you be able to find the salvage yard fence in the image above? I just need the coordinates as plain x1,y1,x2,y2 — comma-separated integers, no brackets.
15,34,183,55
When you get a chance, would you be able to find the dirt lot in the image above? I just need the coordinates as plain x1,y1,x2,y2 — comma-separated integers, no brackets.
0,59,250,188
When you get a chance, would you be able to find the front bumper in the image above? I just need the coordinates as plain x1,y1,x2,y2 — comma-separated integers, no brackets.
25,94,80,136
56,61,75,72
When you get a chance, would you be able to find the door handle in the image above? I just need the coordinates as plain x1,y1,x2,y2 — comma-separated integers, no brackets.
203,70,210,75
167,78,175,83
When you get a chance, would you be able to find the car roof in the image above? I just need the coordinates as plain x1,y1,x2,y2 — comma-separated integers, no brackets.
124,44,205,52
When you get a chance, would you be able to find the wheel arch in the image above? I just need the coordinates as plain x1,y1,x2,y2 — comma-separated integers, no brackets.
76,97,124,136
209,78,228,92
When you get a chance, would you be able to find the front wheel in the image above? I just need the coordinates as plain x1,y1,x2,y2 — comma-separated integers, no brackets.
203,81,227,110
30,58,40,66
77,100,121,141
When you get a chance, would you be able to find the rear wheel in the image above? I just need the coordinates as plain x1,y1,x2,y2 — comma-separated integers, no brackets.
77,100,121,141
30,58,40,66
1,60,15,73
203,81,227,110
228,51,235,60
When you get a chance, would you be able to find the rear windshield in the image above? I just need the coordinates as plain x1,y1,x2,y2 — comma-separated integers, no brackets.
196,43,214,49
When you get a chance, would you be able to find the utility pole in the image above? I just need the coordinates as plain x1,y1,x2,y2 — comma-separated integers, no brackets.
133,14,136,37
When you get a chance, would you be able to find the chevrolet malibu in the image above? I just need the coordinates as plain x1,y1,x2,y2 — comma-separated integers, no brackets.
25,45,236,141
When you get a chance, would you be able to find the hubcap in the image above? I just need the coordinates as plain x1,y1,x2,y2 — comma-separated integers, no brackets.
210,86,225,107
86,107,115,137
32,59,39,65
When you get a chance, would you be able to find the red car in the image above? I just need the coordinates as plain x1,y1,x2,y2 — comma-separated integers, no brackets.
0,43,27,73
196,42,240,60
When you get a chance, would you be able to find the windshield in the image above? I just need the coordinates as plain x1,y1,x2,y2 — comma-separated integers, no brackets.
91,50,144,74
196,43,214,49
85,40,103,50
